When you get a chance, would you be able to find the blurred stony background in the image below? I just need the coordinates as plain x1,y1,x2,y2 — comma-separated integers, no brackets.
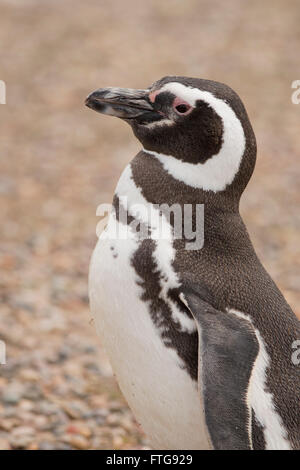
0,0,299,450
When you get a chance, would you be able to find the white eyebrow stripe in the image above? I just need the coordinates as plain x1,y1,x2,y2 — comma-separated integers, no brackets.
158,82,202,106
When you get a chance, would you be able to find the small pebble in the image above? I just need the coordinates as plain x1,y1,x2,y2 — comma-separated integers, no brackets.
2,383,24,404
63,434,90,450
0,438,11,450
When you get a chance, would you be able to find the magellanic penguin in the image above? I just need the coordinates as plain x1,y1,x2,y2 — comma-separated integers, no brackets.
86,76,300,450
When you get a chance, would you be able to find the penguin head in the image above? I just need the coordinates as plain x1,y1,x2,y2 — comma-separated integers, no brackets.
86,76,256,195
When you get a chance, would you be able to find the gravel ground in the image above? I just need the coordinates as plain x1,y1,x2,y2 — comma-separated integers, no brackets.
0,0,299,450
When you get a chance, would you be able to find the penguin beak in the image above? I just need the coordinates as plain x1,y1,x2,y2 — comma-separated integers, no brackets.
85,87,157,120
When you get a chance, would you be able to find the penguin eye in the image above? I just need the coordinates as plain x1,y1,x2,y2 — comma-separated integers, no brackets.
175,104,189,113
172,97,192,115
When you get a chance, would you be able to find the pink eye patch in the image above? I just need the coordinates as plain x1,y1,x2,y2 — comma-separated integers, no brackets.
172,97,193,115
149,90,193,116
149,90,161,103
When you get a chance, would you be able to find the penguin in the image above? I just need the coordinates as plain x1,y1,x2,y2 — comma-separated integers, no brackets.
85,76,300,450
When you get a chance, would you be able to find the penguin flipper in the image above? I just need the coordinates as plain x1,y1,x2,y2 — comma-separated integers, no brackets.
180,287,259,450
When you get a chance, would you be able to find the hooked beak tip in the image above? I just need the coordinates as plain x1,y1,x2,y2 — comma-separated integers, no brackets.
85,91,98,107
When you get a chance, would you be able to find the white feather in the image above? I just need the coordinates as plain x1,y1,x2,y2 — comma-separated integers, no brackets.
229,309,291,450
89,164,210,449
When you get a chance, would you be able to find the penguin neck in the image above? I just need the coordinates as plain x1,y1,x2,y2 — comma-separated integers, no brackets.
114,151,254,255
130,150,242,214
126,152,254,255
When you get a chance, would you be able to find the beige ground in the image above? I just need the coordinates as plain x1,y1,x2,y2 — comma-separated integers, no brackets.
0,0,299,450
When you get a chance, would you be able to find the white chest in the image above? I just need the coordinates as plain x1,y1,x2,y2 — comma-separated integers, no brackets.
89,168,211,449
